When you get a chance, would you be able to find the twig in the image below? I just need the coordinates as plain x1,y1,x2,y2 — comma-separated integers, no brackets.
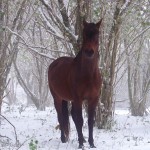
6,27,56,60
0,114,19,146
126,26,150,52
15,137,33,150
0,134,11,140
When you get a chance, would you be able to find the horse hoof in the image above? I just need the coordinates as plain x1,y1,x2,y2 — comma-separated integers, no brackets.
61,137,67,143
90,144,96,148
78,144,84,149
83,138,86,143
61,140,66,143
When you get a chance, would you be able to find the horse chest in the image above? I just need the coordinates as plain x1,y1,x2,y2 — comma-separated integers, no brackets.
73,74,100,99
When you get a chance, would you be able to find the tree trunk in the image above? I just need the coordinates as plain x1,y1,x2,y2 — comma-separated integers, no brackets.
0,0,6,113
125,35,148,116
95,0,129,129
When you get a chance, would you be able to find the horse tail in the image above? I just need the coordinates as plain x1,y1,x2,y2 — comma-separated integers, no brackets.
62,100,70,140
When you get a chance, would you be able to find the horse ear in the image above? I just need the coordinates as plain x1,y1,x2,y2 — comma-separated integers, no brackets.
96,18,103,28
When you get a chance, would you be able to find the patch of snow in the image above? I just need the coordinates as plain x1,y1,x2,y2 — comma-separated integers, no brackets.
1,106,150,150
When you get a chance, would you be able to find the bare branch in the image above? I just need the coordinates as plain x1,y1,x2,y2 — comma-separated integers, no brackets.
126,26,150,52
120,0,133,16
2,0,27,53
39,0,79,51
57,0,70,28
0,114,19,146
16,137,33,150
5,27,55,60
13,62,40,109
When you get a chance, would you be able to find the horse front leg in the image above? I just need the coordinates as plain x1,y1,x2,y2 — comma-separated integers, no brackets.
71,101,84,149
88,98,98,148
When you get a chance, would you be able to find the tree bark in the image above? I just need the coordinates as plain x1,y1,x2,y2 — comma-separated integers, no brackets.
96,0,131,129
0,0,4,113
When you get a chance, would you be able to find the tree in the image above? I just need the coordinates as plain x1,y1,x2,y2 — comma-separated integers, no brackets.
124,0,150,116
95,0,133,128
0,0,28,113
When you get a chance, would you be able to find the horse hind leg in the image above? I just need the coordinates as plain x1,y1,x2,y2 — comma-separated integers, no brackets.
62,100,70,141
54,98,69,143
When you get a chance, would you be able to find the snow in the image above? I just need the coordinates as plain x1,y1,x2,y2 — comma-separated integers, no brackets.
120,0,131,14
1,104,150,150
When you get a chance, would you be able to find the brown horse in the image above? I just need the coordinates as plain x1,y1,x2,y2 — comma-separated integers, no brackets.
48,19,102,148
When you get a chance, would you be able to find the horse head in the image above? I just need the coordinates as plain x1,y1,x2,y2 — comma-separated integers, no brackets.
82,19,102,58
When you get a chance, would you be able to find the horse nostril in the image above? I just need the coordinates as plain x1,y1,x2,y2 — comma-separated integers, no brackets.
84,49,94,57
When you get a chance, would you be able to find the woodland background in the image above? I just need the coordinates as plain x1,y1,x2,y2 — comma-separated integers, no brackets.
0,0,150,133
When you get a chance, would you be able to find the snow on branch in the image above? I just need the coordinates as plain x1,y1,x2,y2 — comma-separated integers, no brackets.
5,27,55,60
40,0,78,51
57,0,70,28
38,8,64,40
120,0,132,16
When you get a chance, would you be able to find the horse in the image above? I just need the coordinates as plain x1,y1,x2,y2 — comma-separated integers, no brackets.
48,19,102,149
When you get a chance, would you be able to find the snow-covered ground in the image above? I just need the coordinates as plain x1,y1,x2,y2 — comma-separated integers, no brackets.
1,104,150,150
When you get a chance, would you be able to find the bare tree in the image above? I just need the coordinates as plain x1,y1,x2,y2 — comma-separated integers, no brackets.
0,0,52,110
95,0,133,128
10,1,55,109
126,37,150,116
124,0,150,116
0,0,28,113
